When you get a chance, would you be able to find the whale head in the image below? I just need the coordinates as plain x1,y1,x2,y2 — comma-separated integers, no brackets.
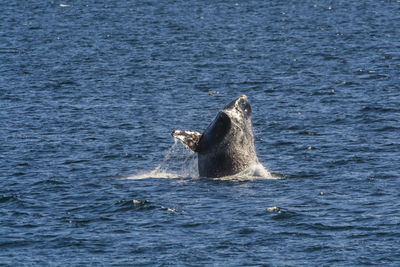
172,95,259,177
198,94,255,154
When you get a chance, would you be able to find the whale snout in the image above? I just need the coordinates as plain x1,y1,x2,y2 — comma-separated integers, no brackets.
221,94,252,127
224,94,249,111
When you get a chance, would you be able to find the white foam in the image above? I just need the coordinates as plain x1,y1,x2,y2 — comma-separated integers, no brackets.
126,169,180,180
211,163,278,181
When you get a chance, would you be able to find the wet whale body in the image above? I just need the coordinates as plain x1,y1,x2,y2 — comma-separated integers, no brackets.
172,95,268,178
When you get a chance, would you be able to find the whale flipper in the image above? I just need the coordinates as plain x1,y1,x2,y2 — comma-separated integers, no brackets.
171,130,202,152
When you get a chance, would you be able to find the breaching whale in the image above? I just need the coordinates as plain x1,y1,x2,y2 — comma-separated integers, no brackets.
172,95,268,178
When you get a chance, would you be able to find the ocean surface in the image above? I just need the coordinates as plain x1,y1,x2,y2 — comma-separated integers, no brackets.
1,0,400,265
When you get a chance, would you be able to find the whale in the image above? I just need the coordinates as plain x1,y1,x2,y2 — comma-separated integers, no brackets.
172,95,268,178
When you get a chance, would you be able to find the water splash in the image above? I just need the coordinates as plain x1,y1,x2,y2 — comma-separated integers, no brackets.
126,138,198,180
127,139,281,180
210,163,280,181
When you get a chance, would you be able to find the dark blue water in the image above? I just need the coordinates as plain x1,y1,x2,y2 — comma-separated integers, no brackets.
1,0,400,265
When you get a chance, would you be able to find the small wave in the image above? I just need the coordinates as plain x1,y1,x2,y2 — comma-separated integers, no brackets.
32,179,66,186
114,199,156,212
114,199,183,213
267,206,301,220
0,194,19,203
